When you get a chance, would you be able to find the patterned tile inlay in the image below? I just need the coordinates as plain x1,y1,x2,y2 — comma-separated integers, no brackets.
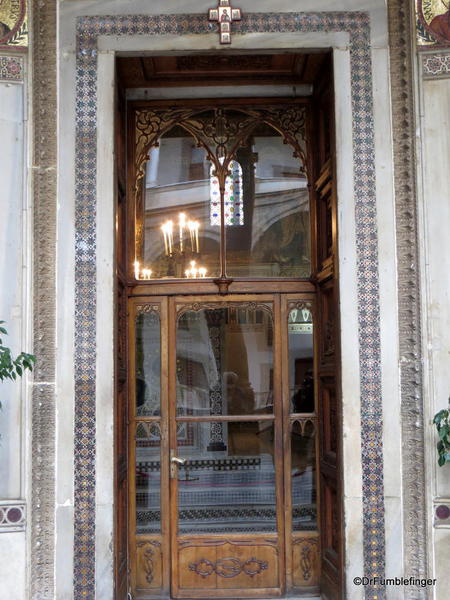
422,51,450,77
0,54,23,81
0,502,26,532
434,500,450,528
75,12,385,599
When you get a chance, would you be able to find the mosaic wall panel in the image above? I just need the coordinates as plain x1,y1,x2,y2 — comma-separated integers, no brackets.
422,50,450,77
74,11,385,599
433,500,450,528
0,54,23,81
0,502,26,532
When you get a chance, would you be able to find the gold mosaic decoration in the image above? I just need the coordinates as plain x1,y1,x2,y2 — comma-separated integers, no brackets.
0,0,27,49
417,0,450,46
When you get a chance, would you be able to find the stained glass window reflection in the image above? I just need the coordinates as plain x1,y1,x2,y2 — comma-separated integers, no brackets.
210,160,243,226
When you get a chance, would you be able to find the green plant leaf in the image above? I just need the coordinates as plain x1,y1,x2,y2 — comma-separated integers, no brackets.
439,425,450,440
438,455,446,467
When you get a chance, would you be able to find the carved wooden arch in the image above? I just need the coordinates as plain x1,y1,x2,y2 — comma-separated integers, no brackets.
134,104,308,188
175,300,273,319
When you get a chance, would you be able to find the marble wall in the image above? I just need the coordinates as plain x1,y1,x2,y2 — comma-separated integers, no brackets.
418,55,450,599
0,57,28,600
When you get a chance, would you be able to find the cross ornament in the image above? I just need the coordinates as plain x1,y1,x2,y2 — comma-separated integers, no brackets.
208,0,242,44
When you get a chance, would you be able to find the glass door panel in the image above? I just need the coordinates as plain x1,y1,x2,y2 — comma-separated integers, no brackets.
141,127,220,280
135,421,162,534
175,306,274,417
176,420,277,535
226,124,311,278
285,299,320,592
291,419,317,532
136,310,162,416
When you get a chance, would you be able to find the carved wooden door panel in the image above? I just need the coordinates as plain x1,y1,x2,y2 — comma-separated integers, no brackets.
169,295,285,598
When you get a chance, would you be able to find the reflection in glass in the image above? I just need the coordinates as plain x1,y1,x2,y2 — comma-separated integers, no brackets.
176,421,276,534
136,311,161,417
210,160,243,226
176,307,274,416
226,125,311,278
135,422,161,534
141,128,219,279
288,306,314,413
291,420,317,531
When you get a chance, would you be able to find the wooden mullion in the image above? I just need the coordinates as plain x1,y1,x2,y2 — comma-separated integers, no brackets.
273,294,286,596
168,296,179,598
175,414,275,423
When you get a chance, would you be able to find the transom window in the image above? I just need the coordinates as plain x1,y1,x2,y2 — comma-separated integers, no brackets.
133,105,311,285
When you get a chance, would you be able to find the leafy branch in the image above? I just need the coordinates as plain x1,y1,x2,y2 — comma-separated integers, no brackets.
0,321,36,407
433,401,450,467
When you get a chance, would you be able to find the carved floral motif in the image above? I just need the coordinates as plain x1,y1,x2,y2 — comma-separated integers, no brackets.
294,536,319,582
189,556,268,578
137,540,161,584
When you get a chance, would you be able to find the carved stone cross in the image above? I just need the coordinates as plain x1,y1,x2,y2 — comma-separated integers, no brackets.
208,0,242,44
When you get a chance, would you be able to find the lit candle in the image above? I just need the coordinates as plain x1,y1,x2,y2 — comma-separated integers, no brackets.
194,221,199,253
134,260,140,280
179,213,186,252
167,220,173,255
142,268,152,280
199,267,206,278
161,223,169,256
188,221,195,252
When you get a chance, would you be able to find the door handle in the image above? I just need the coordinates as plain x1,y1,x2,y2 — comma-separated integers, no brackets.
170,451,186,478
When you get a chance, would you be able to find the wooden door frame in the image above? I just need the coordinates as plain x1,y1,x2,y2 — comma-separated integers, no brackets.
119,63,342,598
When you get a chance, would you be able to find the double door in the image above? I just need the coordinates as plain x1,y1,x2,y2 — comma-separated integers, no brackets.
128,294,321,599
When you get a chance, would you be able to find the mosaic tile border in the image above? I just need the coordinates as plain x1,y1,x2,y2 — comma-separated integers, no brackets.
421,51,450,78
0,54,24,81
75,12,385,599
0,501,26,532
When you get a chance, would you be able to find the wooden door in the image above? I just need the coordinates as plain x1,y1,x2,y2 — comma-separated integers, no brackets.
169,295,285,598
127,292,328,599
312,57,344,599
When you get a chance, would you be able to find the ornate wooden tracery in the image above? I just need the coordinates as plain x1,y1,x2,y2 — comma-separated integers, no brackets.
133,105,308,292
